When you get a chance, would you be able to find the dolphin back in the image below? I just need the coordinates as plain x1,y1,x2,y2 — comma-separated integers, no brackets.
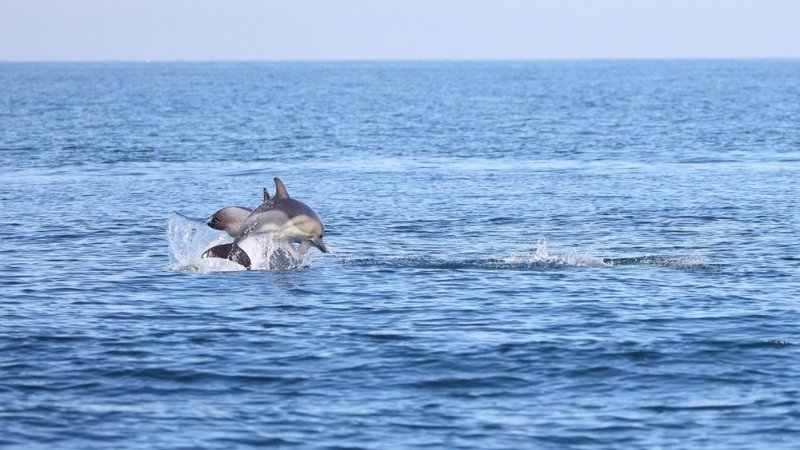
241,197,323,236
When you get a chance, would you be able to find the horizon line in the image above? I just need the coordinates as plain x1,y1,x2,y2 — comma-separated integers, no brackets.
1,56,799,64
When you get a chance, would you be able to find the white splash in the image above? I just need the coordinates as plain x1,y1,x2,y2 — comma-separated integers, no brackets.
238,233,312,271
167,212,311,272
501,236,610,267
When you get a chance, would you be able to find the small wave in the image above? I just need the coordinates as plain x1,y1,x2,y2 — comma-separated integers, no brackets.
166,212,311,272
404,375,530,390
601,254,727,272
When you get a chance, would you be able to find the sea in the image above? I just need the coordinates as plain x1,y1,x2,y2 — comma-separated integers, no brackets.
1,61,798,449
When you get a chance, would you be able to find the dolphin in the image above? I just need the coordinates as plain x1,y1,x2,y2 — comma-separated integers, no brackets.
202,177,327,269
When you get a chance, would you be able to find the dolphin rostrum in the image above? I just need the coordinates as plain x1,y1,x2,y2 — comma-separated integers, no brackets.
202,177,327,269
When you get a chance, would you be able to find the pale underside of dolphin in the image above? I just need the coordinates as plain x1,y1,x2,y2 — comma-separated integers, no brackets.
201,177,327,269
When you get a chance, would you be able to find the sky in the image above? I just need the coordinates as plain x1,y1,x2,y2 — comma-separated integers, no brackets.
1,0,799,61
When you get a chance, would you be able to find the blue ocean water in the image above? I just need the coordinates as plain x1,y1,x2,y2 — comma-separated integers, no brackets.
1,61,799,448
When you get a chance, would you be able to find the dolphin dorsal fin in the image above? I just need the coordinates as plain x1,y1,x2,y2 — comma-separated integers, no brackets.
263,187,270,202
274,177,290,199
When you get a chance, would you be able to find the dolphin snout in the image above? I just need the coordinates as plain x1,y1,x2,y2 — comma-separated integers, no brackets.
311,237,328,253
206,215,222,230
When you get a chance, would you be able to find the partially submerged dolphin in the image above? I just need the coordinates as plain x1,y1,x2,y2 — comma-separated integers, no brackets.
202,177,327,269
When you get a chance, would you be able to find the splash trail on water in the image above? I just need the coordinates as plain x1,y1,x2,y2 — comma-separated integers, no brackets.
170,211,718,273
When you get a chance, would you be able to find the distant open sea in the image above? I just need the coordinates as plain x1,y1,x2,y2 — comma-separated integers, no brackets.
1,61,799,449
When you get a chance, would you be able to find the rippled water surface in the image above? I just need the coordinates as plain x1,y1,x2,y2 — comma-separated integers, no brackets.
1,61,799,448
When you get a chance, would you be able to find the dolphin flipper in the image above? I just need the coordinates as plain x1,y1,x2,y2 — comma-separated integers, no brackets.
202,243,252,269
297,240,312,255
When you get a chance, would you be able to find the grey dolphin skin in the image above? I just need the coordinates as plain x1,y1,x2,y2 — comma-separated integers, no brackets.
201,177,327,269
207,206,252,236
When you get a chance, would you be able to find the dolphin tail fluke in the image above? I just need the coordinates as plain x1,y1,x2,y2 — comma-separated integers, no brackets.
201,243,252,269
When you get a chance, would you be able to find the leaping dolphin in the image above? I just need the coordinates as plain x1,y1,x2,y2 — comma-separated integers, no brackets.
202,177,327,269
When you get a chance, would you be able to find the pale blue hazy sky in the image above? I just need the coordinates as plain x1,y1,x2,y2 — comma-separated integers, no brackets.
2,0,798,61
